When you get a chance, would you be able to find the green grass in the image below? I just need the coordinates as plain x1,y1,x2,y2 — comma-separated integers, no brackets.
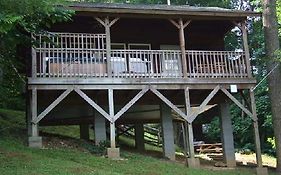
0,108,278,175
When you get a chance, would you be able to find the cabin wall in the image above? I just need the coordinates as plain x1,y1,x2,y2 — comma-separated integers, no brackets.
50,16,232,51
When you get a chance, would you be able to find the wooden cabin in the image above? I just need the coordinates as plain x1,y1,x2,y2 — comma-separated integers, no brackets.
27,3,267,172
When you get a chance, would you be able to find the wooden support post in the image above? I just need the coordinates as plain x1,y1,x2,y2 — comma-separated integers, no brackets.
27,91,32,136
250,89,268,175
110,122,116,148
250,90,263,168
241,22,252,78
28,88,42,148
160,104,175,160
108,88,115,148
31,37,37,78
107,88,120,158
220,101,236,167
105,17,112,77
31,88,38,137
179,19,188,78
182,122,188,156
95,17,119,78
184,88,194,157
184,87,200,168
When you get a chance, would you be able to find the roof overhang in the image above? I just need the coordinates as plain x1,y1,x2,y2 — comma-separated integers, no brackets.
67,3,261,20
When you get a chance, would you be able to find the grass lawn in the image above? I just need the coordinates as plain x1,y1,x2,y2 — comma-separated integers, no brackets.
0,108,278,175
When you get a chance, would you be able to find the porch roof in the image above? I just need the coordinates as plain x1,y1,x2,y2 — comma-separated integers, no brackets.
67,3,260,19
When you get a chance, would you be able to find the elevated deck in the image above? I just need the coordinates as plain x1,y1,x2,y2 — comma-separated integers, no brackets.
29,32,255,90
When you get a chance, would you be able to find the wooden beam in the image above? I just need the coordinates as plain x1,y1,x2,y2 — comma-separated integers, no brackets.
241,22,252,78
183,20,191,29
184,87,195,158
187,122,195,158
109,18,120,27
95,17,106,27
221,88,256,120
32,88,72,124
184,87,191,117
74,88,111,122
189,85,221,122
31,46,37,78
150,87,188,121
105,17,112,77
31,88,38,136
108,88,116,148
114,87,149,121
250,90,263,167
182,122,188,157
169,19,180,29
179,18,188,78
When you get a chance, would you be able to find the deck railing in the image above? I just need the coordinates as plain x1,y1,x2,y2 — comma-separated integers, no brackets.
186,50,248,78
111,50,182,78
32,32,249,79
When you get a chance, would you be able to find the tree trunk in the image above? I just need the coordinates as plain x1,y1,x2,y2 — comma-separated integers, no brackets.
263,0,281,172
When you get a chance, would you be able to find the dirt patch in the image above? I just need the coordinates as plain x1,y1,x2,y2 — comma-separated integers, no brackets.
43,135,90,153
69,166,94,174
4,151,32,161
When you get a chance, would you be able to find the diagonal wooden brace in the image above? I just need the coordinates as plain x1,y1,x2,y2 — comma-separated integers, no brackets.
189,85,221,123
221,88,256,121
74,88,112,122
114,87,149,122
32,88,73,124
150,87,188,122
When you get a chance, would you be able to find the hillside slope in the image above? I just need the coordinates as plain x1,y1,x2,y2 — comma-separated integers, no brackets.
0,109,276,175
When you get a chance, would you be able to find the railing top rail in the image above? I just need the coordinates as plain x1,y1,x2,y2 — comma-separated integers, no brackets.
186,50,245,53
34,32,106,37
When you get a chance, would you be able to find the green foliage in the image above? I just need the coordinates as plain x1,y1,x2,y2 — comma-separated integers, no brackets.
268,137,276,149
82,140,109,155
0,0,73,110
205,116,220,142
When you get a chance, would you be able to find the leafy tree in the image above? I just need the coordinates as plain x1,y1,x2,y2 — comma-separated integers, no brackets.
0,0,73,110
263,0,281,172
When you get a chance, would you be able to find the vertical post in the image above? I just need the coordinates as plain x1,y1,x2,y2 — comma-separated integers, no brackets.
241,22,252,78
250,90,262,167
105,17,112,77
184,87,200,167
79,124,89,140
31,88,38,137
135,123,145,151
94,111,107,145
219,101,236,167
179,19,188,78
160,104,175,160
32,46,37,78
27,90,32,136
250,89,268,175
28,88,42,148
107,88,120,158
108,88,115,148
184,88,195,157
181,122,188,157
